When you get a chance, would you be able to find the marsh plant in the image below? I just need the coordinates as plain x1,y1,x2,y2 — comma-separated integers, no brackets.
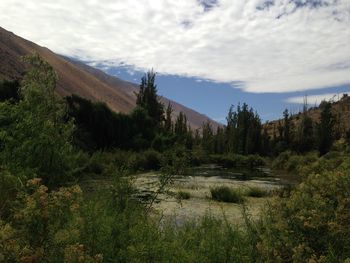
210,186,245,203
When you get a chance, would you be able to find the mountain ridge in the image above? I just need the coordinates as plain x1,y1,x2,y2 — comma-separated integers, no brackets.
0,26,220,130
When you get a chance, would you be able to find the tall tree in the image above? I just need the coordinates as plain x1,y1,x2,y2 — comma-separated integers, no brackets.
283,109,291,146
317,101,335,155
214,126,226,154
164,102,173,134
174,112,188,144
201,121,214,153
295,101,315,153
225,103,262,155
136,70,164,129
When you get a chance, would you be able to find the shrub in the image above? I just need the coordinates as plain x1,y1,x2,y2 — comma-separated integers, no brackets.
285,155,303,172
271,150,292,170
176,191,191,200
245,155,266,168
210,186,245,203
255,169,350,262
0,169,21,219
246,187,270,198
161,146,191,175
127,150,162,172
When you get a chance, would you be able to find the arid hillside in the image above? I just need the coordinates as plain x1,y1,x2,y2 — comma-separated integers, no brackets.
264,95,350,137
0,26,220,130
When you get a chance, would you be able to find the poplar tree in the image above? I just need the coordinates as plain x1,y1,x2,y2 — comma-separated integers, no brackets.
317,101,335,155
136,70,164,129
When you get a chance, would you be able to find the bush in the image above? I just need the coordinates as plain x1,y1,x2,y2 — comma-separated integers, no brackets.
272,151,318,174
0,169,21,219
176,191,191,200
285,155,303,172
271,150,293,170
128,150,162,171
246,187,270,198
161,146,191,175
210,186,245,203
255,169,350,262
245,155,266,168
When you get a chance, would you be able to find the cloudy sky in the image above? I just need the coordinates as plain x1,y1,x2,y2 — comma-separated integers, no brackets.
1,0,350,121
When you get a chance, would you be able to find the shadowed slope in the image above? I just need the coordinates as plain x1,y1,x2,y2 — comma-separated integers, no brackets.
0,26,220,129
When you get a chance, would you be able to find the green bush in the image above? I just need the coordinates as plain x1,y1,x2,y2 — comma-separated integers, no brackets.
176,191,191,200
127,150,162,171
285,155,303,172
255,169,350,262
271,150,293,170
210,186,245,203
0,169,21,219
246,187,270,198
161,146,191,175
245,155,266,168
272,151,318,174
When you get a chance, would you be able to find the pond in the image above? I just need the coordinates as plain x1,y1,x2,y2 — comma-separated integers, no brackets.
132,164,297,224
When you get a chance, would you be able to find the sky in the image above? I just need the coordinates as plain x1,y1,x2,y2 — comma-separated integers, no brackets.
1,0,350,123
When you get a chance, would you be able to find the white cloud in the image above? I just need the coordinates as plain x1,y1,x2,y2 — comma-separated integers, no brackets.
0,0,350,93
286,92,350,105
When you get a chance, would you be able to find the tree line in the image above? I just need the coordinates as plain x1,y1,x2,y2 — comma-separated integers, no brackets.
1,63,347,157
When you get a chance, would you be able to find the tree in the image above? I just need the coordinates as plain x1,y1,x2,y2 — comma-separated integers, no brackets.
201,121,214,153
261,125,271,156
164,102,173,134
214,126,226,154
317,101,335,155
174,112,188,142
295,103,315,153
136,70,164,129
0,54,77,187
283,109,291,146
225,103,262,155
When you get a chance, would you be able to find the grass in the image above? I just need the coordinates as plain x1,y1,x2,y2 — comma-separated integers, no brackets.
210,186,245,203
176,190,191,200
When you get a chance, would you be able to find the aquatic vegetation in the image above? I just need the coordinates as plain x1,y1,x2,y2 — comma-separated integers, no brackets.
210,186,245,203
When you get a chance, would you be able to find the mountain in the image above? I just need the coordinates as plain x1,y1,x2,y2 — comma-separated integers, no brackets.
0,26,220,130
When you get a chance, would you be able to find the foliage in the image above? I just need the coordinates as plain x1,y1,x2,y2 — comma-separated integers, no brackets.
0,79,20,102
226,103,262,155
0,169,21,219
0,54,78,187
210,186,245,203
161,146,191,175
255,168,350,262
176,191,191,200
136,70,164,130
0,178,102,262
295,109,315,153
127,149,162,171
317,101,335,156
246,187,270,198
